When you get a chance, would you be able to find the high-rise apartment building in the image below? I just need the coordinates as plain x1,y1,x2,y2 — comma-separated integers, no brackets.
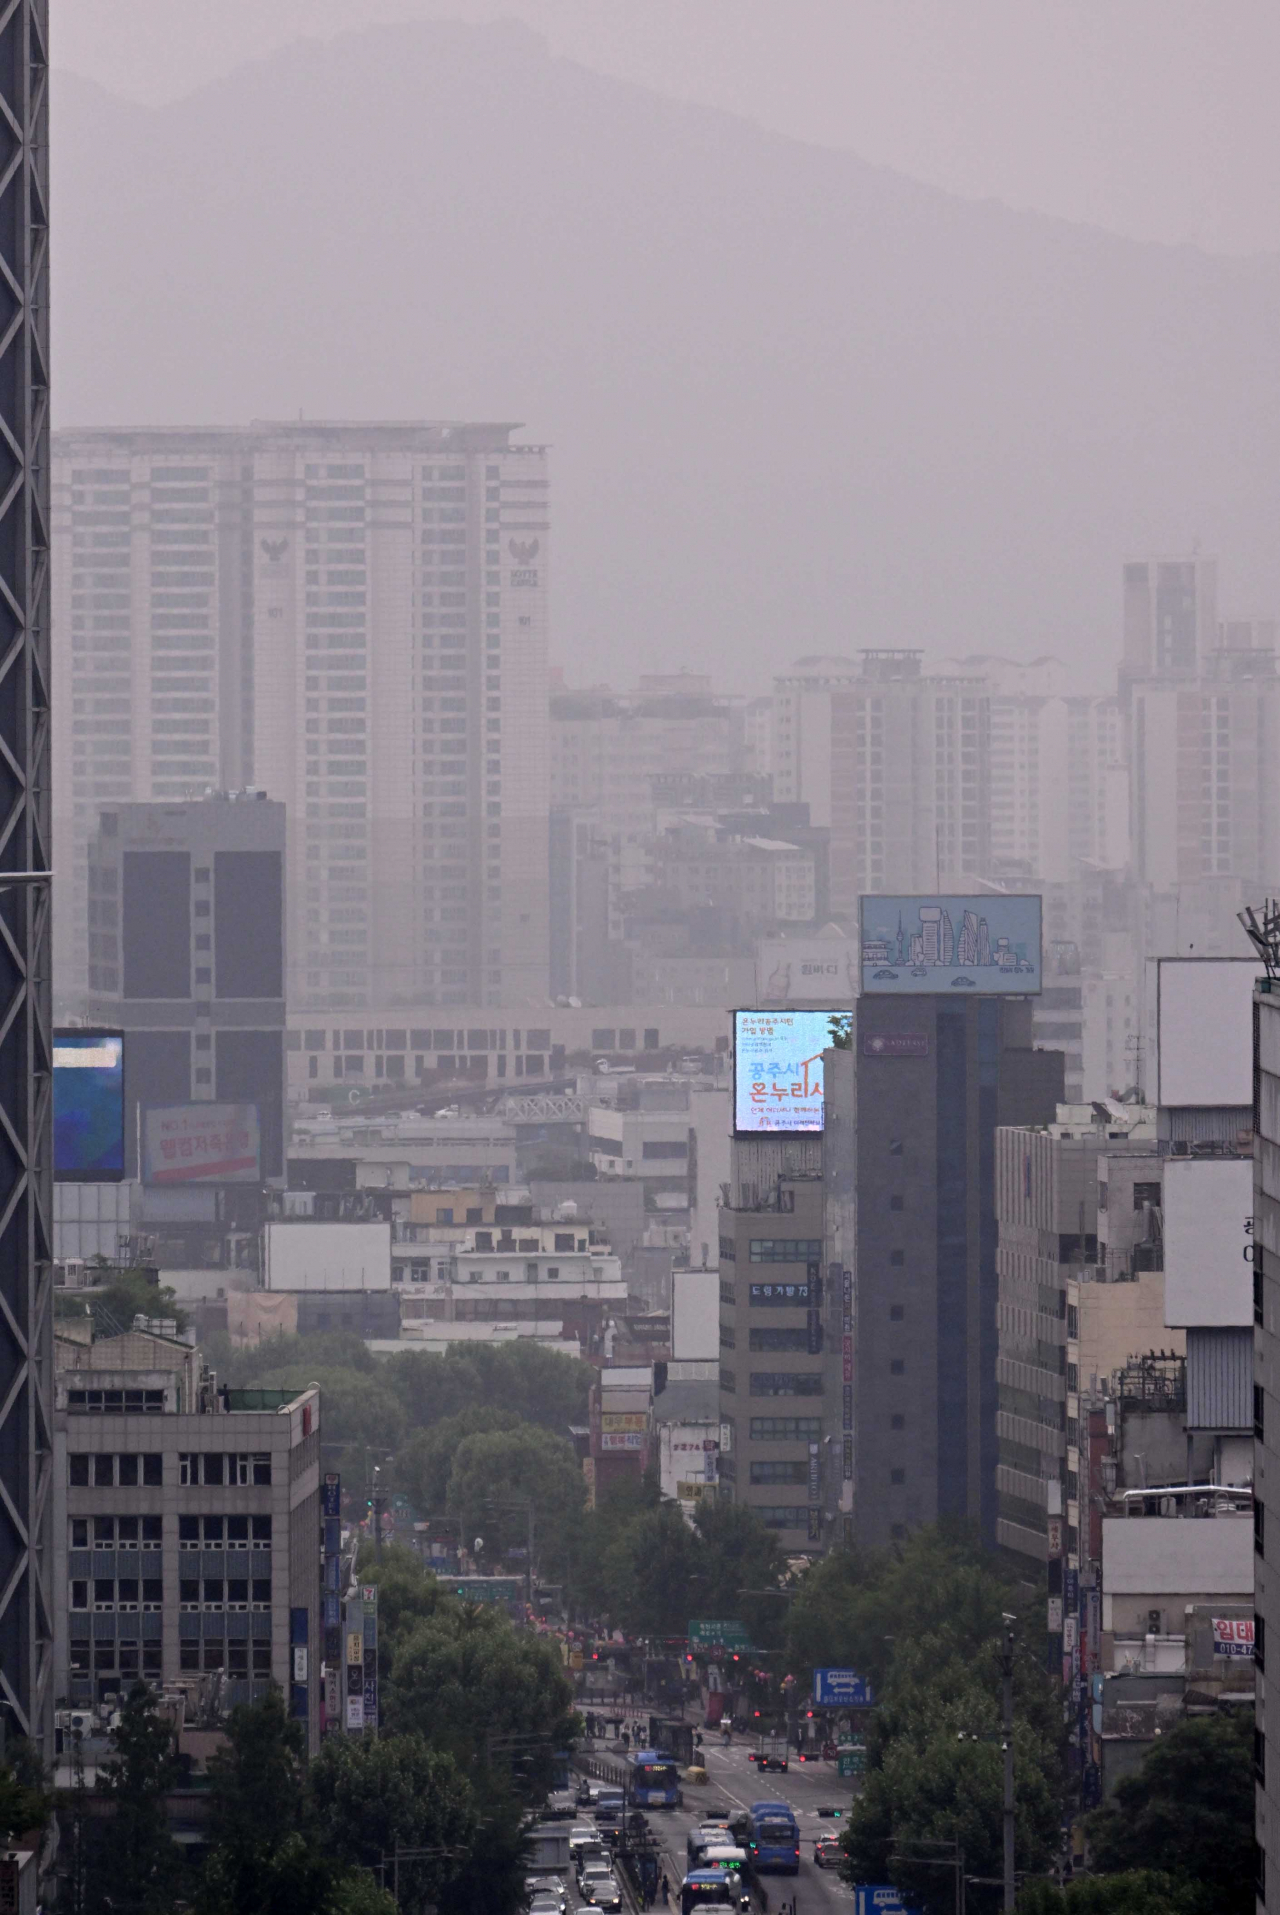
773,652,992,916
1129,627,1280,893
1121,554,1218,692
52,423,550,1010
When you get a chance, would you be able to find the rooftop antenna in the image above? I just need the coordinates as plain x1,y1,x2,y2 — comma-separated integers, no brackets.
1238,900,1280,978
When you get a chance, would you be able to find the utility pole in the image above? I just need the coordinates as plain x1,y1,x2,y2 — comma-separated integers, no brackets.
1001,1618,1016,1911
372,1464,385,1563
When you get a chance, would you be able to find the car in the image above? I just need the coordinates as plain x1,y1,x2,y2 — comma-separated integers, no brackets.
544,1790,577,1820
950,974,976,987
529,1895,563,1915
814,1835,842,1869
757,1752,788,1773
582,1876,623,1912
569,1826,600,1857
872,968,899,979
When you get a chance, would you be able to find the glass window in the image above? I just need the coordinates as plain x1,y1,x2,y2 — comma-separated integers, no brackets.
203,1580,224,1607
226,1516,249,1546
143,1455,162,1487
94,1518,114,1547
70,1519,88,1549
749,1372,823,1397
117,1455,138,1487
252,1516,272,1546
93,1455,114,1488
252,1578,271,1606
142,1516,162,1548
178,1516,199,1545
116,1516,138,1545
143,1579,162,1607
69,1454,89,1487
748,1417,822,1441
70,1580,88,1610
228,1579,248,1606
748,1239,823,1263
203,1516,224,1545
180,1580,199,1606
180,1644,200,1671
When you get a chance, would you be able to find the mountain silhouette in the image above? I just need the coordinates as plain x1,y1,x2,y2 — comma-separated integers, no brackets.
52,19,1280,688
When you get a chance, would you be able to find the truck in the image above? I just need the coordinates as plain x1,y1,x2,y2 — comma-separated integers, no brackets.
527,1824,572,1874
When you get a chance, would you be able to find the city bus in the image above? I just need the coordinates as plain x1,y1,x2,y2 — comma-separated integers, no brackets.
628,1748,683,1808
747,1802,800,1875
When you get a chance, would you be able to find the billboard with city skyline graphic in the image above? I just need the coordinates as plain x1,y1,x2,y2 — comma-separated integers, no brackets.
859,895,1042,995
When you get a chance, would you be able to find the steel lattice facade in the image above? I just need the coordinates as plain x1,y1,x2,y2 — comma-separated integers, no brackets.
0,0,52,1759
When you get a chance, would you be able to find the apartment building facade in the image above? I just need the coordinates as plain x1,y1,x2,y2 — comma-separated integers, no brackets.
52,422,550,1010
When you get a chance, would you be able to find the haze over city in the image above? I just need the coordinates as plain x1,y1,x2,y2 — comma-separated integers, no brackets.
0,8,1270,1914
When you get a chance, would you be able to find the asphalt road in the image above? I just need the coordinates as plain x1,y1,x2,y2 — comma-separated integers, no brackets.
647,1742,858,1913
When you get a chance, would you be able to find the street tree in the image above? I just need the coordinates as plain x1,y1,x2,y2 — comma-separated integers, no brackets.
395,1406,523,1516
1084,1712,1253,1915
84,1681,180,1915
445,1423,586,1580
197,1691,335,1915
1017,1874,1204,1914
309,1732,479,1915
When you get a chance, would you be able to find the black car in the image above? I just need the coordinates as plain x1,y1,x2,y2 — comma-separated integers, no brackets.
757,1752,788,1774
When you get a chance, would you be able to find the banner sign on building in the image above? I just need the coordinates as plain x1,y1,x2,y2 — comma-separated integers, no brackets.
860,895,1042,996
601,1413,648,1432
733,1009,831,1135
841,1266,854,1486
813,1669,875,1708
756,936,857,1005
1212,1617,1255,1658
143,1101,261,1184
862,1033,930,1058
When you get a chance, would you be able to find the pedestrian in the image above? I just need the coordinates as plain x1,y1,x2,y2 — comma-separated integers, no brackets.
661,1874,670,1906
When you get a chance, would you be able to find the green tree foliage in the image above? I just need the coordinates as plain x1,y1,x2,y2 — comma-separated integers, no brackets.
1018,1874,1204,1915
395,1406,523,1516
309,1733,480,1915
381,1593,576,1793
56,1267,188,1339
198,1691,335,1915
84,1681,180,1915
814,1531,1063,1915
384,1339,592,1435
207,1329,376,1387
1084,1713,1254,1915
590,1498,783,1638
446,1424,586,1580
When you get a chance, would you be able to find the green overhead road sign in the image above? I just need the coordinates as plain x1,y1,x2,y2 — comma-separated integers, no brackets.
837,1750,866,1777
688,1619,750,1650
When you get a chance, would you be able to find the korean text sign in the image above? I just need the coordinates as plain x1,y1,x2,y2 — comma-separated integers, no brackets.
733,1009,830,1134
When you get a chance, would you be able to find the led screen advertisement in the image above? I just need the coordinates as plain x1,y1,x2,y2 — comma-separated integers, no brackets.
53,1028,125,1181
860,894,1042,995
733,1009,831,1134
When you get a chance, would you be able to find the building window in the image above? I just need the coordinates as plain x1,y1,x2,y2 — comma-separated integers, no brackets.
749,1372,822,1397
1257,1613,1267,1674
719,1369,736,1395
749,1328,809,1352
1257,1385,1266,1442
748,1239,823,1264
754,1506,808,1530
1256,1499,1266,1558
748,1417,822,1442
749,1461,809,1485
1132,1182,1161,1211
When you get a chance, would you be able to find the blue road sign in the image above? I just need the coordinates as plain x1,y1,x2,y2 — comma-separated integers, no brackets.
814,1668,875,1707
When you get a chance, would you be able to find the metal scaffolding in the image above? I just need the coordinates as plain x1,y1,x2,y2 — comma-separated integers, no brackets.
0,0,52,1759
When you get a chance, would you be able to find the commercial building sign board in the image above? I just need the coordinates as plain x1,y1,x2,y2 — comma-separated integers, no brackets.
53,1028,125,1181
860,894,1042,995
143,1100,260,1184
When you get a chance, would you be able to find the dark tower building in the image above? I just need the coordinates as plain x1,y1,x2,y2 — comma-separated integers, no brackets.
84,794,287,1182
0,1,53,1761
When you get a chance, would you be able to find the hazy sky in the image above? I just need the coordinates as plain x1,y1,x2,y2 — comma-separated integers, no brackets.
58,0,1280,255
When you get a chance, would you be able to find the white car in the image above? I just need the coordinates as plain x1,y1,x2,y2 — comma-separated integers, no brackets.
569,1825,600,1858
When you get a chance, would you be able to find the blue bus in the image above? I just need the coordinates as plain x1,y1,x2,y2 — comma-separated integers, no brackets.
747,1802,800,1875
629,1749,683,1808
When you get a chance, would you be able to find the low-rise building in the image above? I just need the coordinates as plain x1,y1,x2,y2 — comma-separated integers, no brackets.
53,1326,321,1750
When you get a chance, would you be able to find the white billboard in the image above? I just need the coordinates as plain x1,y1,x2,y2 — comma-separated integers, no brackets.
262,1220,392,1292
733,1009,830,1134
671,1269,719,1360
1162,1156,1253,1327
756,937,857,1005
1155,957,1263,1108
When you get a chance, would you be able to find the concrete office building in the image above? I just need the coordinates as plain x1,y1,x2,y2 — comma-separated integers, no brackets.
993,1104,1158,1570
83,793,286,1179
52,422,550,1010
53,1325,321,1751
844,996,1062,1548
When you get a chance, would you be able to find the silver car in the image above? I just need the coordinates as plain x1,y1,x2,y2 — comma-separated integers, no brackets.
583,1876,623,1912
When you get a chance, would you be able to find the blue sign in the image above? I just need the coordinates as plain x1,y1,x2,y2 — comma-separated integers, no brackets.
854,1890,916,1915
814,1668,875,1708
860,895,1042,996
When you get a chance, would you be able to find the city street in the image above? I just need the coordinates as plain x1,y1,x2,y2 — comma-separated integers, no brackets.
648,1741,859,1912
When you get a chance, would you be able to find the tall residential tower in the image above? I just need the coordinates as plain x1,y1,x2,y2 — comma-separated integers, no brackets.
52,423,550,1010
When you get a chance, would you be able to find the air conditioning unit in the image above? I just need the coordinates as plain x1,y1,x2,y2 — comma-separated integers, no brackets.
1148,1608,1162,1634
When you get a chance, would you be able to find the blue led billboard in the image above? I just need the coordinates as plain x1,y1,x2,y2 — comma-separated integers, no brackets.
53,1029,125,1181
860,895,1042,995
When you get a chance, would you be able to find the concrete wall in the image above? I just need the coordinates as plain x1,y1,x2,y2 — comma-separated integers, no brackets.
1077,1274,1183,1391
